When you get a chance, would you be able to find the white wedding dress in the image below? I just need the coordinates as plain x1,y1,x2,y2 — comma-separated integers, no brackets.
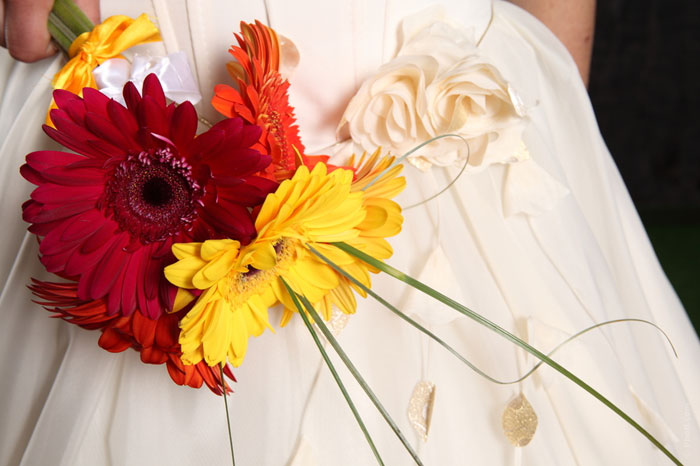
1,1,699,465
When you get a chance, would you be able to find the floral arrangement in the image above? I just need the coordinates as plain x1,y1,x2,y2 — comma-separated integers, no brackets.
18,1,681,465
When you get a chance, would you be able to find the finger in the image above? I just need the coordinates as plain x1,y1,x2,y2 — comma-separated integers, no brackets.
5,0,56,62
73,0,100,24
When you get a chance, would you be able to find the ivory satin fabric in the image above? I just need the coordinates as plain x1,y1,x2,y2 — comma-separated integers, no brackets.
1,1,699,465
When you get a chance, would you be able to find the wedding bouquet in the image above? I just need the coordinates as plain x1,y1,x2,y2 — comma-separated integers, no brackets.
19,1,682,464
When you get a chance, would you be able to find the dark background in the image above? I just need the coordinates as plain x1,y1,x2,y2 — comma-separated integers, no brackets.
588,0,700,332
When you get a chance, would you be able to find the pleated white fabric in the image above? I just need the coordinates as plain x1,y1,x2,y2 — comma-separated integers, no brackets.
1,1,699,465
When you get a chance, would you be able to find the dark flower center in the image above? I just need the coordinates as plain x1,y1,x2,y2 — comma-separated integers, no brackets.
105,148,202,243
142,177,174,206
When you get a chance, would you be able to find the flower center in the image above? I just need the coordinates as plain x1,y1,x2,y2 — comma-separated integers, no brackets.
225,238,297,308
105,148,202,243
142,177,174,206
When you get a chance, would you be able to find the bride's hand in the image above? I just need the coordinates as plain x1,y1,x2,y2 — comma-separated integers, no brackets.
1,0,99,62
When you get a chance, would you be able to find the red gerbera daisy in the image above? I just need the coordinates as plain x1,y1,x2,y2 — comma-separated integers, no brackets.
29,279,235,395
212,21,331,181
22,74,277,318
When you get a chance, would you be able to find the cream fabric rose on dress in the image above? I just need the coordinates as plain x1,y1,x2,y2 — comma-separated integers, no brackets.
339,10,527,172
339,55,437,162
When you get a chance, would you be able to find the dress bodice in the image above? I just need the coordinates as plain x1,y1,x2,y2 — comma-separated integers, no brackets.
102,0,493,151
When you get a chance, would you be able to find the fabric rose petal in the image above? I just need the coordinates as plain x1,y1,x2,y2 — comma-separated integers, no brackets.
165,159,405,367
29,279,235,394
338,8,527,172
22,74,276,319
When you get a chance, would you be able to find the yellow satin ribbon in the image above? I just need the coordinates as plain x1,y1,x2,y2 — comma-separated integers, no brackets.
47,13,161,125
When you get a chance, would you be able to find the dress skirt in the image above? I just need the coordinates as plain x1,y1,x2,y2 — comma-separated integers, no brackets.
0,1,698,464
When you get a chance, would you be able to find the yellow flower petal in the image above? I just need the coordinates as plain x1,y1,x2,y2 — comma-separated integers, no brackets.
172,242,202,260
192,245,240,289
201,238,240,261
164,255,208,289
250,241,277,270
172,288,195,312
166,158,405,368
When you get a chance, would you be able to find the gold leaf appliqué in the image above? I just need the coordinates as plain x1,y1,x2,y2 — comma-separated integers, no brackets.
502,393,538,447
408,381,436,441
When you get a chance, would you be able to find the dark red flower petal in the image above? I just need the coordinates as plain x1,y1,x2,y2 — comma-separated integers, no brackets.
139,95,170,137
85,111,133,150
25,74,275,320
122,81,142,112
82,87,111,117
170,101,197,151
53,89,87,124
142,73,167,108
106,99,140,147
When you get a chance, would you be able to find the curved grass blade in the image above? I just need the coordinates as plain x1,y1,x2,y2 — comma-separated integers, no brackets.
220,364,236,466
363,134,468,191
292,290,424,465
307,244,504,383
403,151,470,210
281,279,385,465
307,247,680,387
510,318,678,382
331,241,682,466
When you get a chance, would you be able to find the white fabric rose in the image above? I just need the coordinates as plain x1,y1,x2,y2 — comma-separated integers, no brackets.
338,9,527,172
340,55,437,160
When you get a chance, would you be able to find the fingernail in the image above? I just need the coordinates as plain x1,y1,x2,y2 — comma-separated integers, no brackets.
46,41,59,55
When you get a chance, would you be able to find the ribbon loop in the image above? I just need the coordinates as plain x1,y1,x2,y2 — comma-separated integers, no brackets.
48,13,161,124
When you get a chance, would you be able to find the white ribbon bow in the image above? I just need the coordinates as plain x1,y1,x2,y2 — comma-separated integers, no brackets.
93,51,201,106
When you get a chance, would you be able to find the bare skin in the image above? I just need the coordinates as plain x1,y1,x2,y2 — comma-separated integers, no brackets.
0,0,100,62
508,0,596,87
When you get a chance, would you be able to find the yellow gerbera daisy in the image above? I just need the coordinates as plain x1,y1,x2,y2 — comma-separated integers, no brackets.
313,150,405,321
165,159,404,367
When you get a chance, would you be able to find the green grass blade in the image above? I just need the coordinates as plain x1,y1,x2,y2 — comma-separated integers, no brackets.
308,248,680,387
331,241,682,466
363,134,467,191
281,279,385,465
511,318,678,383
402,151,469,210
293,291,424,465
220,364,236,466
307,244,505,384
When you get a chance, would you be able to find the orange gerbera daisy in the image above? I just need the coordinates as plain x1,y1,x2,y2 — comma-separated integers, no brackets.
30,279,235,394
212,21,330,181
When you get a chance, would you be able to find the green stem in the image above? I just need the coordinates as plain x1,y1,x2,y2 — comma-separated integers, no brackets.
294,291,424,465
51,0,94,36
220,364,236,466
282,279,385,465
331,241,682,466
48,0,95,54
47,12,76,54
